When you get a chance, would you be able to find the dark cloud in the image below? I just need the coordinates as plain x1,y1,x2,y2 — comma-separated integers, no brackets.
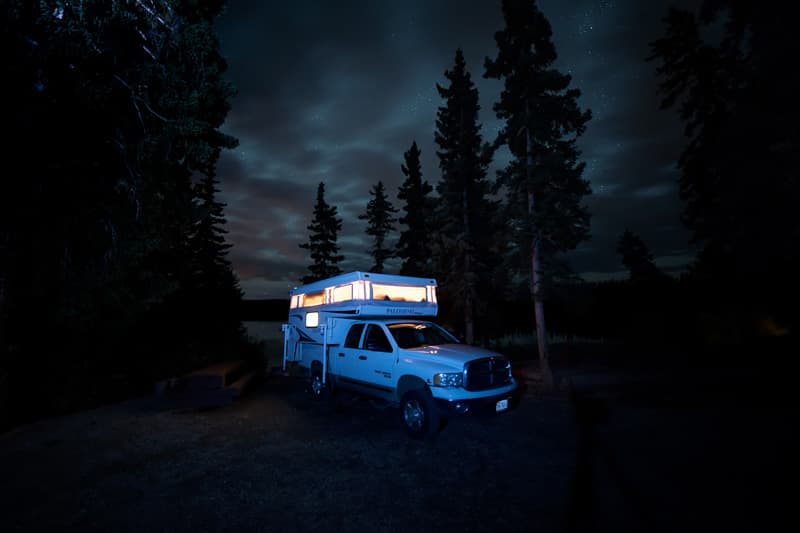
215,0,701,297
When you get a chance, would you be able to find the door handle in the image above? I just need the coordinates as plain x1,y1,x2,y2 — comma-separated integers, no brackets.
338,353,345,357
358,355,367,360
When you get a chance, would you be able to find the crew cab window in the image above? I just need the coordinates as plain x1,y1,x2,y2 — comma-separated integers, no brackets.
364,324,393,353
344,324,365,348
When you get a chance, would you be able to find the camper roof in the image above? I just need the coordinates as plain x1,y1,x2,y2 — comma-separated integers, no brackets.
291,271,436,295
288,271,438,315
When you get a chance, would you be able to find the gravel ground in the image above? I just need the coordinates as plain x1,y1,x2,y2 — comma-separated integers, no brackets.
0,364,793,532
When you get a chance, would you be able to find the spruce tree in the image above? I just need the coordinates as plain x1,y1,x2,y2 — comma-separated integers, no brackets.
1,0,240,422
397,141,435,277
434,49,496,344
485,0,592,388
189,160,244,339
358,181,398,273
0,1,238,338
616,229,665,282
192,169,233,290
649,1,800,297
300,182,344,284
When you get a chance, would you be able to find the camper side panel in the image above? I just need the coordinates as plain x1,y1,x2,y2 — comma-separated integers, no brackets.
300,343,324,369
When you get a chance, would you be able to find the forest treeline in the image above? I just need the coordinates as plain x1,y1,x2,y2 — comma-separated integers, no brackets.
300,2,594,389
1,0,797,427
0,1,251,429
298,0,797,378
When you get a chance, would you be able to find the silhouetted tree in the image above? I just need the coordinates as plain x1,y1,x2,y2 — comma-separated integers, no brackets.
396,141,435,277
192,169,233,288
485,0,592,388
358,181,397,273
300,182,344,284
434,49,497,345
616,229,665,282
649,1,800,295
1,0,237,321
189,158,244,339
0,0,239,426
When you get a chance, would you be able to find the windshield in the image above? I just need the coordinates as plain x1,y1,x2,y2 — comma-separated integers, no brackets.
387,322,459,349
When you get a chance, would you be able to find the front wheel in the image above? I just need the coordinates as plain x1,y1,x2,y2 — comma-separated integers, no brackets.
400,389,440,440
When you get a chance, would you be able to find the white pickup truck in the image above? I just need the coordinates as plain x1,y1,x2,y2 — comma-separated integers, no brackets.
282,271,517,438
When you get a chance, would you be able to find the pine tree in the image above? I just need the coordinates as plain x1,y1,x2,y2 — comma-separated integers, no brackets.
434,49,497,344
192,169,233,289
189,159,244,339
1,0,240,423
358,181,398,273
300,182,344,284
649,1,800,291
616,229,665,282
0,1,237,334
485,0,592,388
397,141,435,277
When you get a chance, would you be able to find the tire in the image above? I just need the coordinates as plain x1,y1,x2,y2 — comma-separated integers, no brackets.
309,366,339,413
400,389,440,440
309,366,330,401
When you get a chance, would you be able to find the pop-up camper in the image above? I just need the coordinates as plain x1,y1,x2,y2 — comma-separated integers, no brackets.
282,271,517,439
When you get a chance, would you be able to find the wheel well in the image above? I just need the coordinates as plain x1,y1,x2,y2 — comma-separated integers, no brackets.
396,375,428,402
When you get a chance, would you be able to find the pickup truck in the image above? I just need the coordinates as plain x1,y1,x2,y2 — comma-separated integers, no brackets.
282,271,517,439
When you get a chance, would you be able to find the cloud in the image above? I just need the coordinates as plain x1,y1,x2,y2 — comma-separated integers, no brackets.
215,0,698,297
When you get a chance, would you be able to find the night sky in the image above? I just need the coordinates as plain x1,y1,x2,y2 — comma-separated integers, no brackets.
214,0,701,299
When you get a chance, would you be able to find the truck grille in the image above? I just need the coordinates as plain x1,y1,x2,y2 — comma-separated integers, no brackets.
464,357,511,391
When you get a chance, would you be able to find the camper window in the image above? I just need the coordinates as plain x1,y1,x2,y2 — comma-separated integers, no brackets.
371,283,427,303
302,291,324,307
331,284,353,303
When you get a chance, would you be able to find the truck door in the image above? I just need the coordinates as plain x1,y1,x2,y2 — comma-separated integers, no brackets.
336,322,365,381
358,324,396,389
336,323,395,392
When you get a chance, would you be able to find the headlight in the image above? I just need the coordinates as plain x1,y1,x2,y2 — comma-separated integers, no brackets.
433,372,463,388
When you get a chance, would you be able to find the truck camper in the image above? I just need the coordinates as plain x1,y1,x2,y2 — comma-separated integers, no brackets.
282,271,517,438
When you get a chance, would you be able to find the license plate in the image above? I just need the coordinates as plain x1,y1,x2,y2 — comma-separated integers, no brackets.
495,399,508,412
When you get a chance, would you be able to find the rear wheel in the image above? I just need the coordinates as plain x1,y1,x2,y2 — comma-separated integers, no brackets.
400,389,440,440
309,369,326,401
309,365,338,411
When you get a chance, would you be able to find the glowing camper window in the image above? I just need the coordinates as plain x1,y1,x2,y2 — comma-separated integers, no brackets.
302,291,324,307
290,295,301,309
331,284,353,303
427,285,437,304
352,280,368,300
371,283,427,302
305,312,319,328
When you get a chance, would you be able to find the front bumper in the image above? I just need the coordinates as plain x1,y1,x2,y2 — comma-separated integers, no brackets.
433,385,518,416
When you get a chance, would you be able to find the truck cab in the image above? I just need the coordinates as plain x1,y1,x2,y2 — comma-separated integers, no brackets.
282,272,517,438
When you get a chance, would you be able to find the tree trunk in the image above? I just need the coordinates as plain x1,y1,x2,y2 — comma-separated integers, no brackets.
0,234,5,320
463,256,474,344
530,219,554,390
462,191,474,344
526,127,554,390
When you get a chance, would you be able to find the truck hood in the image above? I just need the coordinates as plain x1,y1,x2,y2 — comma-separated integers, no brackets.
401,344,500,366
